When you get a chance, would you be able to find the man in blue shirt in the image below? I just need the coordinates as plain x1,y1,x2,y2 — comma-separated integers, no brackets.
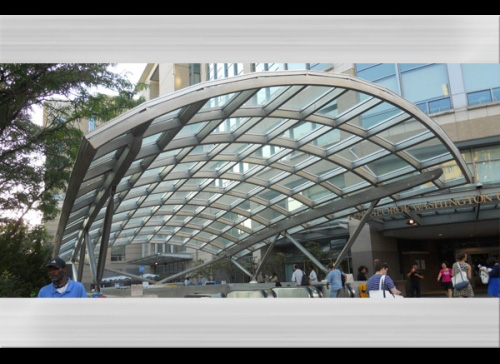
38,257,87,298
326,263,346,298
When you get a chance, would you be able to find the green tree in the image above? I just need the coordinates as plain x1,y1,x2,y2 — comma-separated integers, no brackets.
0,222,51,297
0,63,145,232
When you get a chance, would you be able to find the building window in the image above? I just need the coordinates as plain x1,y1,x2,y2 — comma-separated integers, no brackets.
470,145,500,183
189,63,201,85
400,63,451,113
88,117,96,132
111,246,126,262
355,63,452,115
462,64,500,106
208,63,243,80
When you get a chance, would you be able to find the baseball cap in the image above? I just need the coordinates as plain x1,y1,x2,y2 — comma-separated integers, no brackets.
46,257,66,269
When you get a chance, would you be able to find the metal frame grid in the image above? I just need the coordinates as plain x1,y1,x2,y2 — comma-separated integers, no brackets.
53,71,472,268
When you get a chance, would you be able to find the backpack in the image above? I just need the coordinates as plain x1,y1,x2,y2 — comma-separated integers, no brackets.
341,271,346,287
300,270,310,286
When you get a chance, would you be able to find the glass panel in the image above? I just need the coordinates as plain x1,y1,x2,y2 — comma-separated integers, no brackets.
405,139,450,162
300,185,334,203
365,154,413,176
123,217,145,229
327,172,365,190
201,93,238,109
467,90,492,106
276,150,309,166
221,211,245,223
253,167,284,181
192,144,217,155
309,63,333,71
182,178,209,188
175,122,208,138
379,118,428,145
249,145,286,159
428,97,451,113
190,192,216,202
399,63,430,72
279,174,311,190
219,143,249,155
337,139,383,162
237,199,264,213
286,63,308,70
232,182,261,195
195,231,216,240
200,161,229,172
281,86,332,110
151,109,182,126
178,205,198,214
256,188,284,202
142,132,163,147
355,63,377,72
248,117,288,134
279,121,321,140
440,160,468,182
401,64,449,103
360,102,401,129
143,193,166,204
214,117,248,133
171,162,197,173
256,207,285,222
276,198,305,213
475,160,500,183
215,194,240,206
89,150,118,169
302,160,341,178
207,221,229,232
472,145,500,161
226,227,248,239
356,63,396,81
493,87,500,101
155,149,181,162
244,87,287,107
462,64,500,92
154,180,177,193
314,129,341,149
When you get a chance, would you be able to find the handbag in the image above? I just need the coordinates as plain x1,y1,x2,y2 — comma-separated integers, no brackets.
452,263,470,289
369,275,400,299
480,270,489,284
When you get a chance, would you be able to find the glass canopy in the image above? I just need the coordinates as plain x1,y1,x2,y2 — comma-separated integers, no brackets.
53,71,472,262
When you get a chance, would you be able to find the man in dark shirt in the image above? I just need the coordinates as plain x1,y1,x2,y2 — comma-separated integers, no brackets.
407,263,424,297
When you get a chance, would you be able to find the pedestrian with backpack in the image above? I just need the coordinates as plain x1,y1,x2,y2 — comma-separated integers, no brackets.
326,263,346,298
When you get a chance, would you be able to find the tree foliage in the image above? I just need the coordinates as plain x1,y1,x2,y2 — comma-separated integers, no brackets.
0,222,51,297
0,63,145,233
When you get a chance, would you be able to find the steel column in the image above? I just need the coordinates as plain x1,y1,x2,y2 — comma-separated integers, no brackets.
284,232,329,274
252,234,281,281
71,260,78,282
77,234,87,282
227,257,253,279
85,232,97,285
335,199,379,267
95,186,116,291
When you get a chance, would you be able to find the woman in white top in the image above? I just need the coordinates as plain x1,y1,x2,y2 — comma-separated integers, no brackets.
308,265,318,284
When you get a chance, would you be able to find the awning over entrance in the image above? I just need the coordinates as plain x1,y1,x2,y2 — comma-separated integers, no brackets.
53,71,472,273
